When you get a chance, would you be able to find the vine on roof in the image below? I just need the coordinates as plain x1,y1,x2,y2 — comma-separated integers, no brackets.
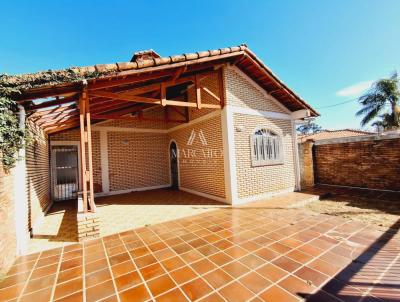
0,68,113,171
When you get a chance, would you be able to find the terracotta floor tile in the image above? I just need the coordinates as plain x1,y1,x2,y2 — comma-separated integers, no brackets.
30,263,58,280
273,256,303,273
0,282,25,301
0,271,30,289
208,252,232,266
156,288,189,302
86,279,116,302
60,257,82,271
269,242,292,254
286,249,314,264
181,277,213,301
119,284,151,302
140,262,166,281
308,258,341,276
19,286,52,302
147,274,176,297
162,256,186,271
191,258,216,275
279,275,316,299
259,285,300,302
36,255,61,268
111,260,135,278
24,273,56,294
254,247,280,261
239,254,265,270
109,252,130,266
297,244,325,258
135,254,157,268
225,246,248,259
222,261,250,279
180,250,204,264
305,290,343,302
85,258,108,274
85,268,111,288
153,248,176,261
256,263,288,283
198,292,225,302
294,266,329,287
54,277,83,300
203,268,233,290
219,281,255,302
239,271,272,294
54,290,83,302
170,266,197,284
114,271,142,292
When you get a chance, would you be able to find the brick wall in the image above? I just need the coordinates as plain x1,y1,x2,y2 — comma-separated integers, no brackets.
26,120,51,232
224,67,289,113
107,131,169,191
298,140,314,188
0,160,16,277
233,114,296,199
169,114,226,199
313,136,400,191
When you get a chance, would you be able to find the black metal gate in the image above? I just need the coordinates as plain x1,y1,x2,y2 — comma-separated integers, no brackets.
51,145,79,201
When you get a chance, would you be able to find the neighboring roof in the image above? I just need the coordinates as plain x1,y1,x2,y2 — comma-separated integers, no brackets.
299,129,375,143
2,44,318,116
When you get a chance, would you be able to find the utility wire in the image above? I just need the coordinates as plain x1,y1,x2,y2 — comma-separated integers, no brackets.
315,97,359,109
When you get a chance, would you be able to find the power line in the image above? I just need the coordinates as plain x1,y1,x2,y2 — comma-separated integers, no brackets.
315,97,359,109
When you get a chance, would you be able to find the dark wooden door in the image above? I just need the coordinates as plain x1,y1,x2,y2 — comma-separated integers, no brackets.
170,142,179,189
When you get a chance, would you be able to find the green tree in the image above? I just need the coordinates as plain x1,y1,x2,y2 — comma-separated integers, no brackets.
297,122,322,135
356,72,400,129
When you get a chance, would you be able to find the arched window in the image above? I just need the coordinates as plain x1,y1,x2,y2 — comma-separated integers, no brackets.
251,129,283,166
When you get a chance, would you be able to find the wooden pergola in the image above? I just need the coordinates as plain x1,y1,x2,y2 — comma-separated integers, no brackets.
13,45,318,213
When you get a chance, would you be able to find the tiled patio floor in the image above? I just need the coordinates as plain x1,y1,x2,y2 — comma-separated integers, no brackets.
27,189,228,254
1,192,399,301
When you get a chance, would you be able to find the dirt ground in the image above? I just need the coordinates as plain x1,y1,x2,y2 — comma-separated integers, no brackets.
306,191,400,231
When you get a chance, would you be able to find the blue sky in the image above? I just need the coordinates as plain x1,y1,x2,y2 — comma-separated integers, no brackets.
1,1,399,130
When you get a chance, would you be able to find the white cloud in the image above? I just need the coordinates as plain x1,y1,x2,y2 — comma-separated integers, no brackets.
336,80,374,97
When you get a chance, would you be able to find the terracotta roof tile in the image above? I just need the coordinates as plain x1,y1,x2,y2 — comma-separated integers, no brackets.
299,129,375,142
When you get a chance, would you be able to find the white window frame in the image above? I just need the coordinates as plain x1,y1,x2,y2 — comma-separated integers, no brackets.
250,128,284,166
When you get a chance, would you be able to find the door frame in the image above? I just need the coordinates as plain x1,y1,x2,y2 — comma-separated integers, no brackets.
168,139,180,188
50,141,82,201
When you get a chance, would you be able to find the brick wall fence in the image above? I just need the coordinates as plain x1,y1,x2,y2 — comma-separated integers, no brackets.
299,133,400,191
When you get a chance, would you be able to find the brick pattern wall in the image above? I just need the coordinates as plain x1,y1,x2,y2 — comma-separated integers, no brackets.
298,141,314,188
77,210,100,241
26,120,51,231
233,114,296,199
224,67,289,113
169,114,226,199
107,132,169,191
50,130,102,192
314,137,400,191
0,161,16,277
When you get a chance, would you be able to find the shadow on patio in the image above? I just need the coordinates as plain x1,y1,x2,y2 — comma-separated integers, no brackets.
28,189,228,254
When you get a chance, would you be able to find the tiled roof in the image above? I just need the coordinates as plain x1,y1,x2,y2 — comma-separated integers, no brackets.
299,129,375,142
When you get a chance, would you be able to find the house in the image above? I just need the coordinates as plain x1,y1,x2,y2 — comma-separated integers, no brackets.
298,129,375,143
2,44,318,260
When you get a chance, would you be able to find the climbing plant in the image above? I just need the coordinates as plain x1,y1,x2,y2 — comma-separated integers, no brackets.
0,68,113,171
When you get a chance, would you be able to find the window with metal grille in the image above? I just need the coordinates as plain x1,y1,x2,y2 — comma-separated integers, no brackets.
251,129,283,166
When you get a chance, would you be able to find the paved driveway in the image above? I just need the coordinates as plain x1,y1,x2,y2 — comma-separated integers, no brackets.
0,194,399,301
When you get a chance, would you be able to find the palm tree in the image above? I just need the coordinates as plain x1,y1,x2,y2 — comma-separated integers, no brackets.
356,72,400,130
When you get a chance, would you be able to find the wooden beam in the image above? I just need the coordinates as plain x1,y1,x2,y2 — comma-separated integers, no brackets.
195,74,202,109
79,90,88,213
218,68,225,108
91,113,185,123
201,87,220,103
161,82,166,106
89,90,161,105
165,100,197,107
86,92,95,213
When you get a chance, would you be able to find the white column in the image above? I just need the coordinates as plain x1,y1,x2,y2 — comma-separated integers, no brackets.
221,106,238,204
100,131,110,193
291,119,301,191
14,105,28,255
